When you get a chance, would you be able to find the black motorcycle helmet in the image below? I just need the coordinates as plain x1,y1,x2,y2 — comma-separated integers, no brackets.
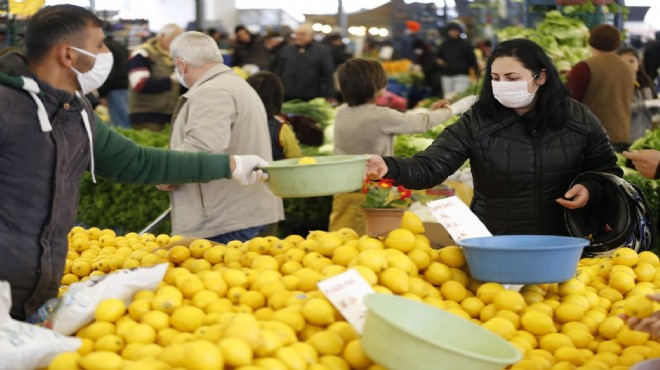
564,172,654,257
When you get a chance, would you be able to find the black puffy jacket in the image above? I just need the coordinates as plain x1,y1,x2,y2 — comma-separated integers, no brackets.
384,99,622,236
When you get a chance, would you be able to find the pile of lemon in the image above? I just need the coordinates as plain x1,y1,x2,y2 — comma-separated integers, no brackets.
51,213,660,370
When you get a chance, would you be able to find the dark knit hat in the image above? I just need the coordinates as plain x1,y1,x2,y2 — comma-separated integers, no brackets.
589,24,620,52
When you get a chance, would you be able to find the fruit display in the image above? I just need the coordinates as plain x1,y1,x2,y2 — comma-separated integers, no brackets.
50,212,660,369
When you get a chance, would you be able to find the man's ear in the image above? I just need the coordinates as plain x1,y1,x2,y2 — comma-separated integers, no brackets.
56,44,74,68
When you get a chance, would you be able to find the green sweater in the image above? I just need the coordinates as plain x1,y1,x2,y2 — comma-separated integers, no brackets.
94,117,232,184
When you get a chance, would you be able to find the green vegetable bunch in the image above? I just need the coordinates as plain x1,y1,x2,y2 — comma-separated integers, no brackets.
282,98,336,128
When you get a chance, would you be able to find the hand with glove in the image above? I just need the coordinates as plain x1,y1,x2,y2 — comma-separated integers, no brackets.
447,95,478,116
231,155,269,185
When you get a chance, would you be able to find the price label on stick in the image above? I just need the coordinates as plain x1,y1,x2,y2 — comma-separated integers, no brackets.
317,269,374,334
427,196,492,242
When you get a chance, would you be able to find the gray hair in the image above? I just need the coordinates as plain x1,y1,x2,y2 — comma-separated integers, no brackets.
160,23,183,38
170,31,223,67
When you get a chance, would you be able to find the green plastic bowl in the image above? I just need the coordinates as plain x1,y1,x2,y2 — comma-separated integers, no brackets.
362,294,522,370
259,154,368,198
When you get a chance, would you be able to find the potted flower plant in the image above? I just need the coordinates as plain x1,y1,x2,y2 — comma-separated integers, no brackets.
362,178,412,236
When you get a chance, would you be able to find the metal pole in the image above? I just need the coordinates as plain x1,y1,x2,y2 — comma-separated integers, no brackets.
195,0,205,31
338,0,347,37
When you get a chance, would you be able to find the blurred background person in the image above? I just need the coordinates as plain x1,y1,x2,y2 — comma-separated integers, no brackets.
246,71,302,161
98,25,130,128
128,23,183,131
324,33,352,70
436,22,480,99
263,31,286,72
618,47,659,142
413,38,442,98
273,24,335,103
231,25,269,72
643,31,660,91
567,24,633,152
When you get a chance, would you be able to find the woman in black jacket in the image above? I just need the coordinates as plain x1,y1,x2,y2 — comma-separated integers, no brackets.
366,38,622,236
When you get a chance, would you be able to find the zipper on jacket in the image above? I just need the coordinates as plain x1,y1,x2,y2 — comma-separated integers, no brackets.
531,129,543,233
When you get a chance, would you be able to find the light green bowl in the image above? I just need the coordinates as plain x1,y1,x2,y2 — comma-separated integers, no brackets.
362,294,522,370
260,154,368,198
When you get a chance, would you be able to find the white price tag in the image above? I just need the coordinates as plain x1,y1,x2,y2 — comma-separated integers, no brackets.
317,269,374,334
427,196,492,242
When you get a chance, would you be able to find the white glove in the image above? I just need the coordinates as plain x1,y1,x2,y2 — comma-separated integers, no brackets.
231,155,269,185
645,99,660,109
448,95,478,116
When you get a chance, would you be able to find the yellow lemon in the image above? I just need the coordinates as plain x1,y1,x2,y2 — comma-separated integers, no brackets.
493,289,526,312
327,321,359,344
254,329,284,357
124,323,156,345
306,330,345,356
166,245,190,264
555,301,585,323
634,262,656,282
638,251,660,266
617,326,650,346
563,329,594,349
316,232,344,257
597,315,625,339
170,306,205,332
384,228,416,252
612,247,639,267
183,340,224,369
609,271,636,294
538,332,573,352
78,351,123,370
355,248,388,272
440,280,467,302
476,282,505,304
437,246,466,268
342,339,373,369
48,352,80,370
423,262,452,286
94,298,126,323
520,310,556,335
379,267,410,294
400,211,425,234
624,294,655,318
460,296,485,318
140,310,170,331
219,337,253,367
297,156,317,165
94,334,124,353
188,239,213,259
407,248,431,271
332,245,360,267
302,298,336,326
554,346,584,366
79,321,115,341
482,317,516,339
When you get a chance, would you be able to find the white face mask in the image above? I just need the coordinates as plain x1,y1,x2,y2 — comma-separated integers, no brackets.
492,75,538,109
70,46,113,94
175,68,188,89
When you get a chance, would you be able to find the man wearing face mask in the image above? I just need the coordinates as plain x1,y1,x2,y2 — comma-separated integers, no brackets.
157,31,283,244
566,24,634,152
365,39,621,239
0,4,269,321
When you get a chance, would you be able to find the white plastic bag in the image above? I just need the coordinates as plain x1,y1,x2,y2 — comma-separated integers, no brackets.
0,281,81,370
52,263,168,335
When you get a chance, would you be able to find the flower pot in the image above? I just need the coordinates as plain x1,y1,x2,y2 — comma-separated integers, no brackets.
363,208,405,237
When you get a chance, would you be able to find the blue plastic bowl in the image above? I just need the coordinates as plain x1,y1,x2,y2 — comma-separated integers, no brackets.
457,235,589,284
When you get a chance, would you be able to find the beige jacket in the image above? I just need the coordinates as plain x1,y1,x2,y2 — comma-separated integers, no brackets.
169,63,283,238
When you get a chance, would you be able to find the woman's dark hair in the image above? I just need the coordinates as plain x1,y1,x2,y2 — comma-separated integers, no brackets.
473,38,571,129
246,71,284,116
337,58,387,107
25,4,104,63
617,47,658,99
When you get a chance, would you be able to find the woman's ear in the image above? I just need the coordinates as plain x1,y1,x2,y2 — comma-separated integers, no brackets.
537,69,547,85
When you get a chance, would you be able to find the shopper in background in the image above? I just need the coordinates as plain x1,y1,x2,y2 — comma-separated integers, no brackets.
435,22,480,99
263,31,286,72
273,23,335,102
159,31,283,244
643,31,660,90
246,71,302,161
413,38,443,98
128,23,182,132
97,26,130,128
324,33,352,71
0,5,268,320
366,39,622,237
618,47,659,142
231,25,269,72
329,58,477,234
566,24,633,152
